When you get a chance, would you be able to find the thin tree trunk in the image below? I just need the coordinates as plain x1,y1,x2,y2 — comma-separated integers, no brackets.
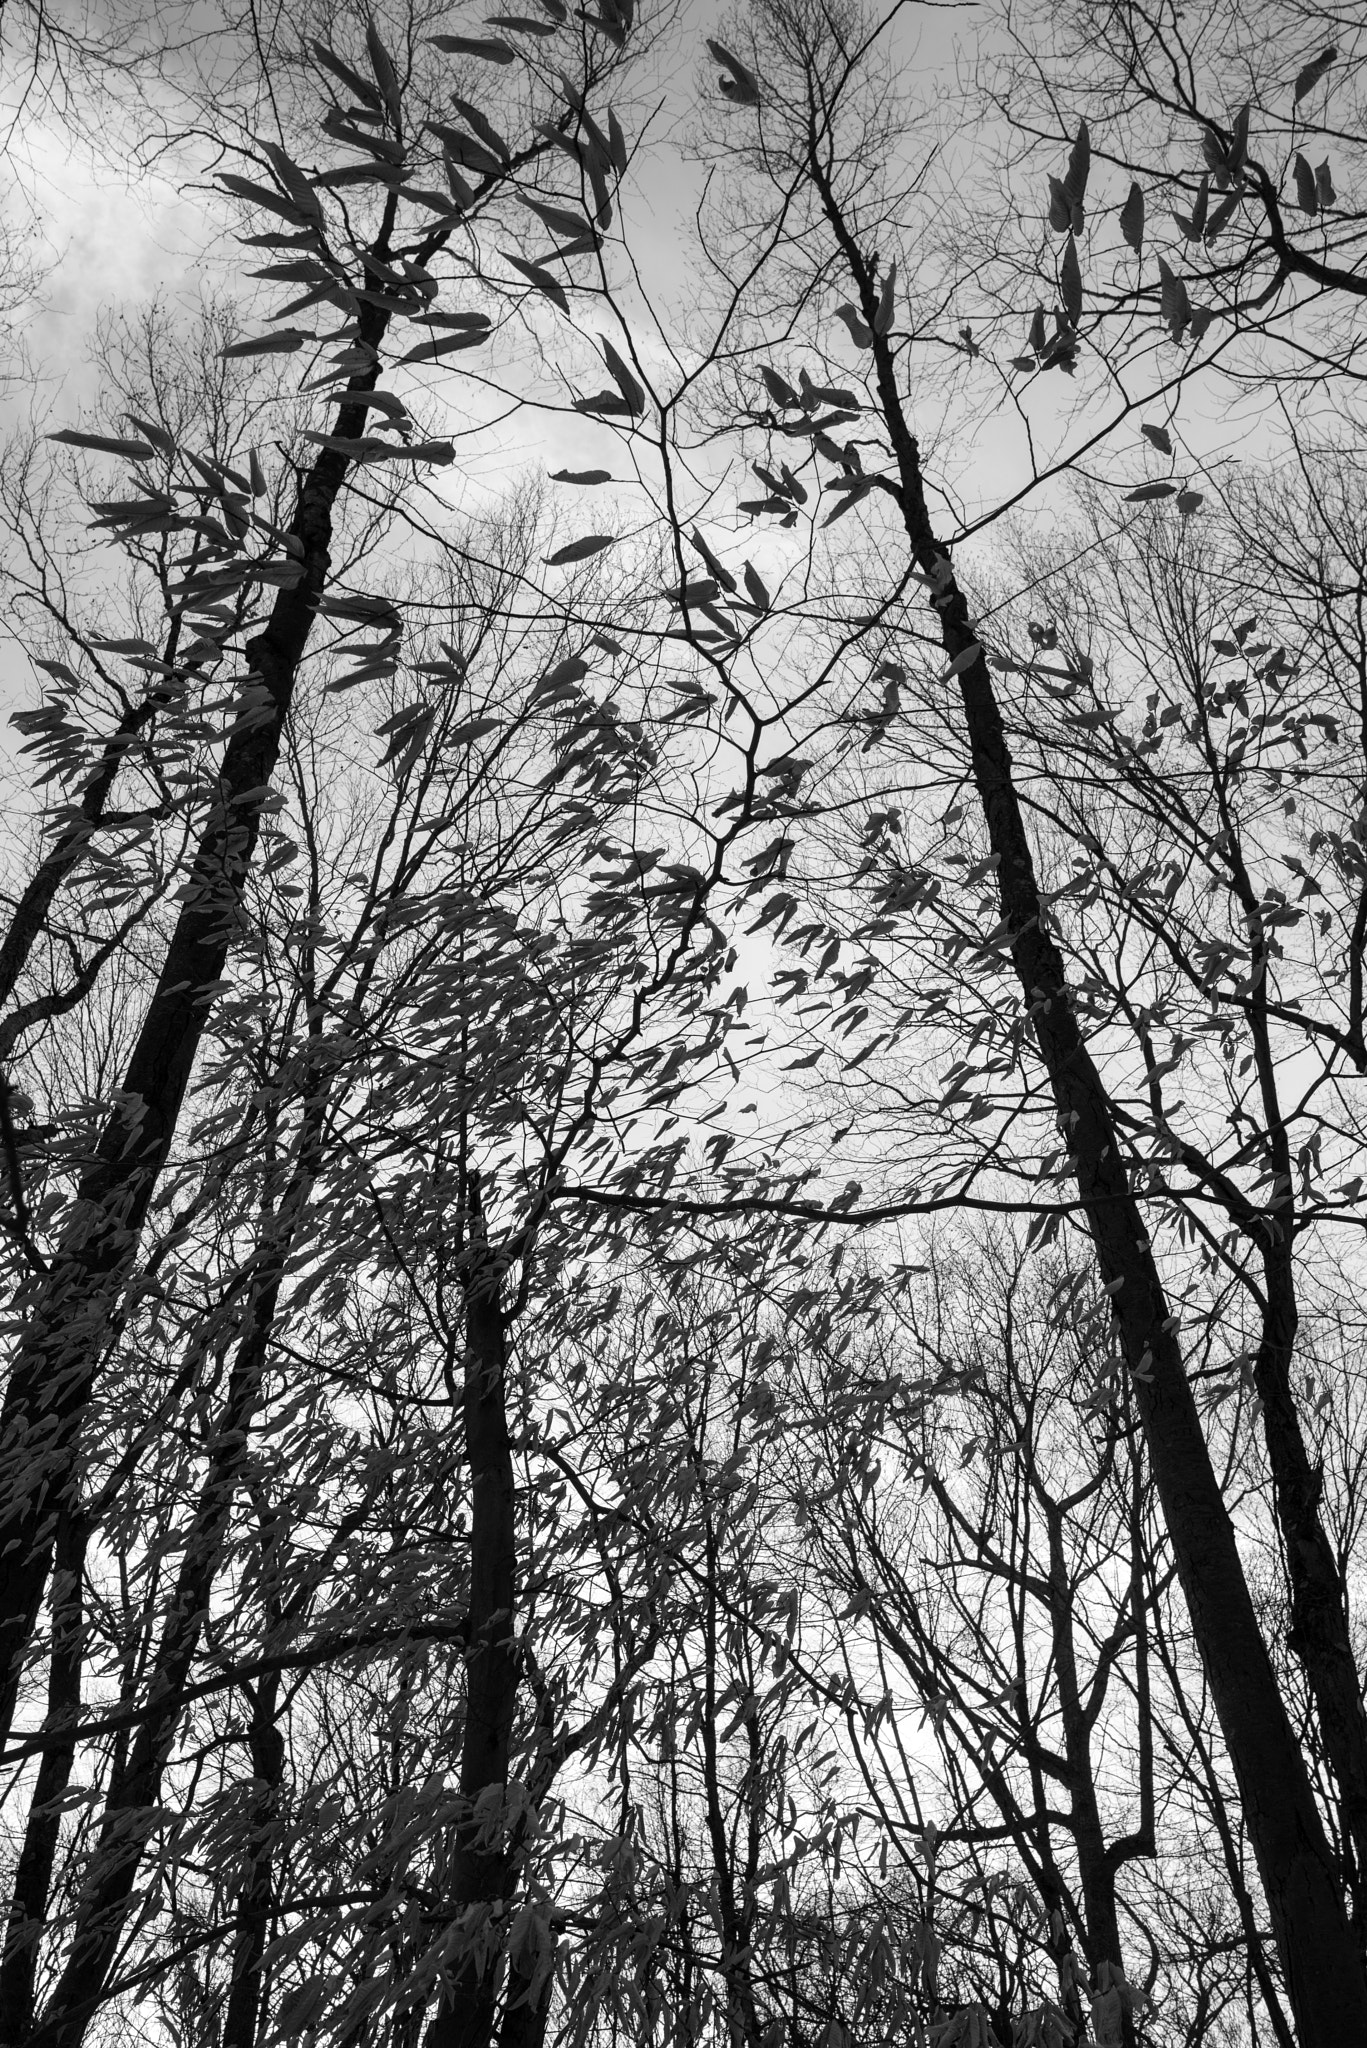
425,1175,519,2048
806,145,1367,2045
1256,1240,1367,1939
221,1670,284,2048
22,1263,288,2048
0,1513,87,2045
0,563,210,1027
0,293,389,1755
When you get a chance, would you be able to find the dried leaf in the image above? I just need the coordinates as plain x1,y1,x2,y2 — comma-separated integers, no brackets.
47,429,157,459
1293,46,1337,103
1060,235,1082,329
835,304,873,349
544,534,616,565
1119,182,1144,253
428,33,515,61
503,254,569,313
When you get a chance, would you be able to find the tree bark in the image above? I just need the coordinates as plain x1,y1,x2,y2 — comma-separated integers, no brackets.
805,143,1367,2046
0,1513,87,2046
1256,1237,1367,1940
425,1176,520,2048
221,1670,284,2048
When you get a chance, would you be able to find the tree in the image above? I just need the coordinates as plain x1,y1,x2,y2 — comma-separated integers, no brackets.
4,0,1367,2043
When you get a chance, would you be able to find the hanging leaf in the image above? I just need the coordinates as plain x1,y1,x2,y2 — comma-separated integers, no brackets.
311,41,384,110
485,13,561,33
743,562,771,612
874,261,897,337
938,643,982,681
451,96,511,162
1173,175,1209,241
600,336,646,414
1176,489,1204,515
835,304,873,349
707,38,760,106
550,468,612,484
1293,46,1337,103
1060,235,1082,329
1119,182,1144,253
1293,153,1318,215
544,534,616,565
47,429,158,459
398,331,490,364
365,21,401,114
503,254,570,313
428,33,515,61
1205,190,1241,240
1140,423,1173,455
522,195,589,241
1064,120,1090,206
375,706,435,767
572,390,635,417
1157,257,1190,342
221,330,314,357
217,172,315,225
123,413,175,455
1315,160,1336,209
536,655,590,692
248,449,267,497
429,121,502,178
258,141,324,223
689,529,738,592
1125,482,1178,501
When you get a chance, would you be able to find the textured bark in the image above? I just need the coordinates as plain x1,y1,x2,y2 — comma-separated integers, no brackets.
806,142,1367,2045
425,1181,519,2048
0,298,387,1755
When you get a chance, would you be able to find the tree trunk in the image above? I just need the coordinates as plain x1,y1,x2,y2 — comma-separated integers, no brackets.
0,297,388,1755
425,1176,519,2048
22,1267,287,2048
0,1513,87,2046
221,1670,284,2048
806,148,1367,2046
1256,1239,1367,1940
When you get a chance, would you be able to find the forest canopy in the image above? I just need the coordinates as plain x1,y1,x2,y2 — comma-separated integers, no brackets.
0,1,1365,2044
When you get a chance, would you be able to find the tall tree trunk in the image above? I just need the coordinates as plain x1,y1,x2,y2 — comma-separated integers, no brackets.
21,1263,287,2048
0,295,389,1755
221,1670,284,2048
806,147,1367,2046
0,1513,87,2045
425,1176,519,2048
1256,1239,1367,1939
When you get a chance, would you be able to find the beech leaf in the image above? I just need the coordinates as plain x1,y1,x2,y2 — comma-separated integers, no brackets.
1119,182,1144,252
1293,46,1337,103
544,535,615,565
428,33,516,61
